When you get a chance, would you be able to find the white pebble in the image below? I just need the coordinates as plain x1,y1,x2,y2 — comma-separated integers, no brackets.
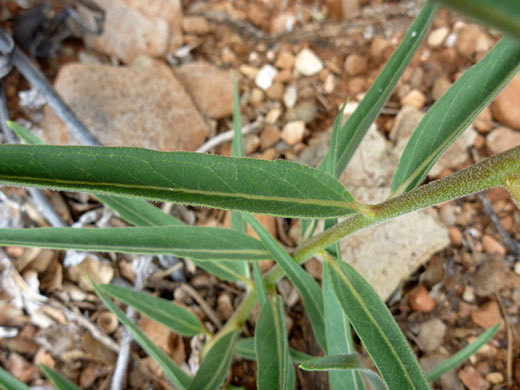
294,48,323,76
255,65,278,90
283,85,297,108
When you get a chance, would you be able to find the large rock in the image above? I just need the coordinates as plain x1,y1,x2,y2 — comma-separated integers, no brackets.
82,0,183,63
176,61,233,119
43,59,209,151
491,73,520,130
339,125,449,300
298,111,449,300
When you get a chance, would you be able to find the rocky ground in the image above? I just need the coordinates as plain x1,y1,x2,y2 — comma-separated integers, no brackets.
0,0,519,389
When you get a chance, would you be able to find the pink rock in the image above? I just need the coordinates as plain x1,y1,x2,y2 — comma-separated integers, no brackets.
43,60,208,151
83,0,183,63
176,61,233,119
486,127,520,154
458,366,490,390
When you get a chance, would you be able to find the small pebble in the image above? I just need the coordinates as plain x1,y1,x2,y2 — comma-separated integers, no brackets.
265,108,282,125
514,261,520,276
463,285,476,303
275,51,295,70
486,127,520,155
471,301,502,329
255,64,278,90
417,318,446,352
485,372,503,385
481,235,506,258
266,82,285,100
239,64,259,79
260,125,281,149
294,48,323,76
448,226,463,247
409,285,436,313
401,89,426,109
458,366,490,390
324,74,335,94
283,85,297,108
427,27,449,48
281,121,305,145
344,53,367,76
250,88,265,106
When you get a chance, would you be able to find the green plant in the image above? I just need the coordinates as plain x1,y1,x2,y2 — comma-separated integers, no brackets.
0,0,519,389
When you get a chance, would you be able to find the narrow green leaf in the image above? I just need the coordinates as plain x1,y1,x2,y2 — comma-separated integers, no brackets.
188,331,238,390
328,261,429,390
0,226,270,261
299,354,387,390
437,0,520,40
100,284,207,337
323,263,366,390
391,36,520,195
0,366,31,390
0,145,357,218
253,261,267,308
8,120,183,228
95,195,181,227
91,280,192,389
195,262,249,282
287,357,296,390
40,365,81,390
426,323,501,382
230,73,250,279
302,0,437,238
255,295,289,390
323,0,438,179
244,214,326,350
235,338,313,364
8,121,45,145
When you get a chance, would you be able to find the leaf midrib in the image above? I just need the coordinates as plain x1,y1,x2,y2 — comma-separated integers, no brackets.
331,262,418,389
0,174,354,210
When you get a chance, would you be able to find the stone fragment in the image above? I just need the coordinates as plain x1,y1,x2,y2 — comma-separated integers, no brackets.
420,355,464,390
481,235,506,258
432,76,451,101
250,88,265,107
491,74,520,129
83,0,183,63
474,106,494,133
449,227,463,247
485,372,504,385
239,64,259,79
255,64,278,90
266,82,285,100
417,318,446,352
67,256,113,292
370,37,391,60
455,24,481,58
181,16,210,35
486,127,520,154
260,125,281,149
471,301,502,329
283,85,297,108
400,89,426,109
341,0,360,19
427,27,449,48
294,48,323,76
285,101,318,124
43,61,208,151
176,61,233,119
281,121,305,145
344,54,367,76
265,108,282,125
458,366,490,390
409,285,436,313
275,51,295,70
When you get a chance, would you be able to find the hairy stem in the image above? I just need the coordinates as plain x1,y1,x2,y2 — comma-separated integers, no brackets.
211,145,520,349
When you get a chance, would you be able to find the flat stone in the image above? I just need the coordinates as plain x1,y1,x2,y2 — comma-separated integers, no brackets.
427,27,449,48
491,74,520,129
285,101,318,124
260,125,281,149
471,301,502,329
82,0,183,63
43,60,208,151
458,366,490,390
417,318,446,352
432,76,451,101
486,126,520,154
420,355,464,390
281,121,305,145
255,64,278,90
176,61,233,119
294,48,323,76
344,54,367,76
401,89,426,109
275,51,295,70
181,16,210,35
455,24,481,58
473,106,494,133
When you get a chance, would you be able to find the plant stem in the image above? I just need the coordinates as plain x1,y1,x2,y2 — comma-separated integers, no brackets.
210,145,520,349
